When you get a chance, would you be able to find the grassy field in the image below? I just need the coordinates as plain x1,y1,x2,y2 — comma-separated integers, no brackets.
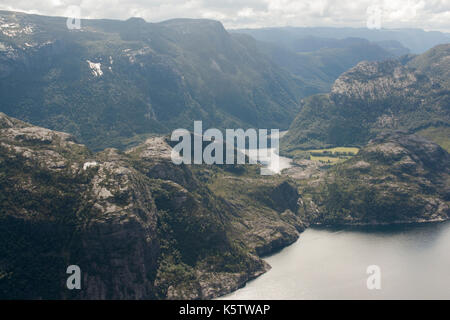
417,127,450,152
288,147,360,164
307,147,360,155
307,147,359,164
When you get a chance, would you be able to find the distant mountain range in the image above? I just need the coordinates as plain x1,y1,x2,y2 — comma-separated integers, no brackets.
233,27,450,54
233,26,450,94
3,11,446,151
254,37,403,94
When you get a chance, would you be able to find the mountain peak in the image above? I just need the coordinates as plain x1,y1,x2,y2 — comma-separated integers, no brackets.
159,18,227,35
125,17,147,24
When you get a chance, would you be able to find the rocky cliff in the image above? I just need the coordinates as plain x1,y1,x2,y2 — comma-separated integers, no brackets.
0,112,305,299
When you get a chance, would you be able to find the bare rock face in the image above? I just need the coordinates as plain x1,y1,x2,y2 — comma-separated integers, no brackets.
1,113,303,300
307,131,449,225
77,161,160,299
0,113,160,299
127,137,173,160
331,60,419,100
126,137,199,190
0,112,28,128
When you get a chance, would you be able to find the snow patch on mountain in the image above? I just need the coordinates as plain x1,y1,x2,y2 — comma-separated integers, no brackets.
83,161,99,170
86,60,103,77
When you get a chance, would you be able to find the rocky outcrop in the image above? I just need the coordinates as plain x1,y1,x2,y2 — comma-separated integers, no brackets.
0,112,306,299
305,132,449,225
282,44,450,153
331,60,421,101
0,112,160,299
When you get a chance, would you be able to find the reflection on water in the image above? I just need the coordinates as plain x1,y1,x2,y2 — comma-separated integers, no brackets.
221,221,450,300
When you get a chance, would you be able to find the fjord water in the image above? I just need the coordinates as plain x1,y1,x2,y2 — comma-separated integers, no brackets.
242,131,293,174
248,148,293,174
222,222,450,300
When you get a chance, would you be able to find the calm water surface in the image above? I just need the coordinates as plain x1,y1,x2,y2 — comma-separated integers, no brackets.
221,222,450,300
242,131,293,174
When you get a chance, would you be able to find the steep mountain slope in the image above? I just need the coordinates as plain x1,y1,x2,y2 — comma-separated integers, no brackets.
304,132,449,225
0,11,305,151
408,44,450,88
282,44,450,154
0,112,305,299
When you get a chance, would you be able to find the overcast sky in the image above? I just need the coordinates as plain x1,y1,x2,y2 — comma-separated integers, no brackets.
0,0,449,32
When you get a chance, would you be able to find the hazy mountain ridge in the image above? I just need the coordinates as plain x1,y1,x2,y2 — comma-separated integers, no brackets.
255,36,401,94
233,26,449,94
233,27,450,54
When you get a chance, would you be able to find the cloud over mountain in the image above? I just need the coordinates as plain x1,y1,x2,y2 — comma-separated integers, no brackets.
0,0,449,31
